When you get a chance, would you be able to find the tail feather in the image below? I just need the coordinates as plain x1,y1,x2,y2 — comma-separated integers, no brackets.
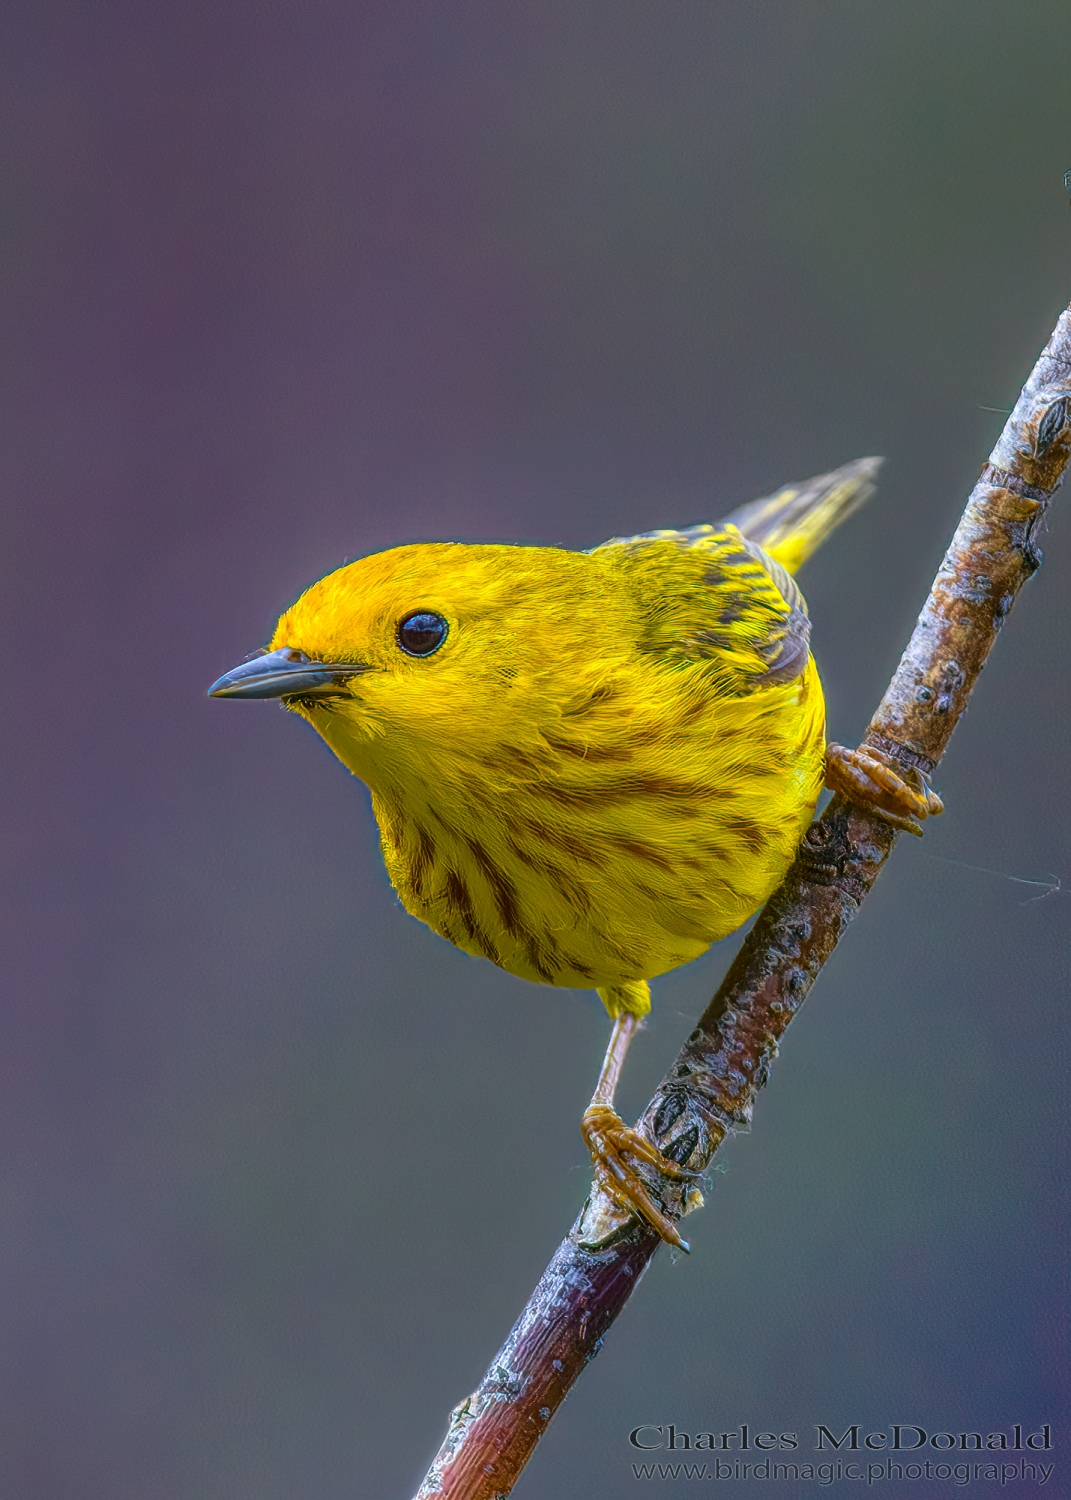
720,456,882,576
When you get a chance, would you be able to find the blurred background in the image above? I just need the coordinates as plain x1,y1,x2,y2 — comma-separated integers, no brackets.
2,2,1068,1496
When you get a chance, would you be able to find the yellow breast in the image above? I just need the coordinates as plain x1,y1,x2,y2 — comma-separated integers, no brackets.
364,656,825,991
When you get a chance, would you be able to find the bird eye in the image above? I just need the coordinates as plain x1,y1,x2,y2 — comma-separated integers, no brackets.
397,610,449,657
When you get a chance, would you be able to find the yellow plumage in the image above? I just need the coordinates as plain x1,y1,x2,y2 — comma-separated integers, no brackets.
261,461,877,1020
212,457,947,1247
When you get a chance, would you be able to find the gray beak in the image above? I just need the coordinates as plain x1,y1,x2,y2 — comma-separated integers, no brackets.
207,647,371,699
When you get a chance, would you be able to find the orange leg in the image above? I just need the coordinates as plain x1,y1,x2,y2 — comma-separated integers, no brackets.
580,1014,700,1252
825,742,944,837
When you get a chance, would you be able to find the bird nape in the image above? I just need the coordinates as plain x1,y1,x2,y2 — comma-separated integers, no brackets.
209,458,941,1250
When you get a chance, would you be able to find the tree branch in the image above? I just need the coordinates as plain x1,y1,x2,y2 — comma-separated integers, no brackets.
414,302,1071,1500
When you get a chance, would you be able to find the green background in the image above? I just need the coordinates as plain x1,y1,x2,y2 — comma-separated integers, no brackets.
3,3,1067,1495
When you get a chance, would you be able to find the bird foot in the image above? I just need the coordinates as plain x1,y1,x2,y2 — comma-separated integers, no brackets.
580,1103,699,1251
825,742,944,837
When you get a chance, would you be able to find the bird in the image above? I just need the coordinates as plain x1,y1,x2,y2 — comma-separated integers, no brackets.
209,458,941,1250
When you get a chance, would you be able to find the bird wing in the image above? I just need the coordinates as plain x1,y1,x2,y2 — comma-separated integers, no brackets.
591,524,811,695
590,458,881,695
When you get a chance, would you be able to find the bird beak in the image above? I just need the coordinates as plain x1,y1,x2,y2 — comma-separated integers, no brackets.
207,647,371,699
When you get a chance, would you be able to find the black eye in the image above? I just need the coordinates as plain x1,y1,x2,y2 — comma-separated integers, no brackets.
397,610,449,657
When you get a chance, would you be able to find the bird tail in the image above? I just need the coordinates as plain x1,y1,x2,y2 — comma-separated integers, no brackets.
720,456,882,576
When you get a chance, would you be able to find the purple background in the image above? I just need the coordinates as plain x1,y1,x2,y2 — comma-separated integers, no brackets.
3,3,1068,1496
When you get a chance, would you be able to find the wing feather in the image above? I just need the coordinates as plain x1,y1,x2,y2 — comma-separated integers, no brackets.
591,457,879,692
592,525,810,694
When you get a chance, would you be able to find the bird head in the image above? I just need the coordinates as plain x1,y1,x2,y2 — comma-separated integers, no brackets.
208,541,628,791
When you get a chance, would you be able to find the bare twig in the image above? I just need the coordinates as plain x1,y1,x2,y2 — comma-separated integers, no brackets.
414,303,1071,1500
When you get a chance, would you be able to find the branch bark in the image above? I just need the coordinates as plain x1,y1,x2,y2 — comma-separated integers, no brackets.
414,302,1071,1500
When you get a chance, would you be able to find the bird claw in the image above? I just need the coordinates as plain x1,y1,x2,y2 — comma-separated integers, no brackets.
580,1103,698,1251
825,743,943,837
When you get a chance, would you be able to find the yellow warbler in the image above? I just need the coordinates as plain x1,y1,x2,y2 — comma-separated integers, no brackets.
209,458,940,1248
